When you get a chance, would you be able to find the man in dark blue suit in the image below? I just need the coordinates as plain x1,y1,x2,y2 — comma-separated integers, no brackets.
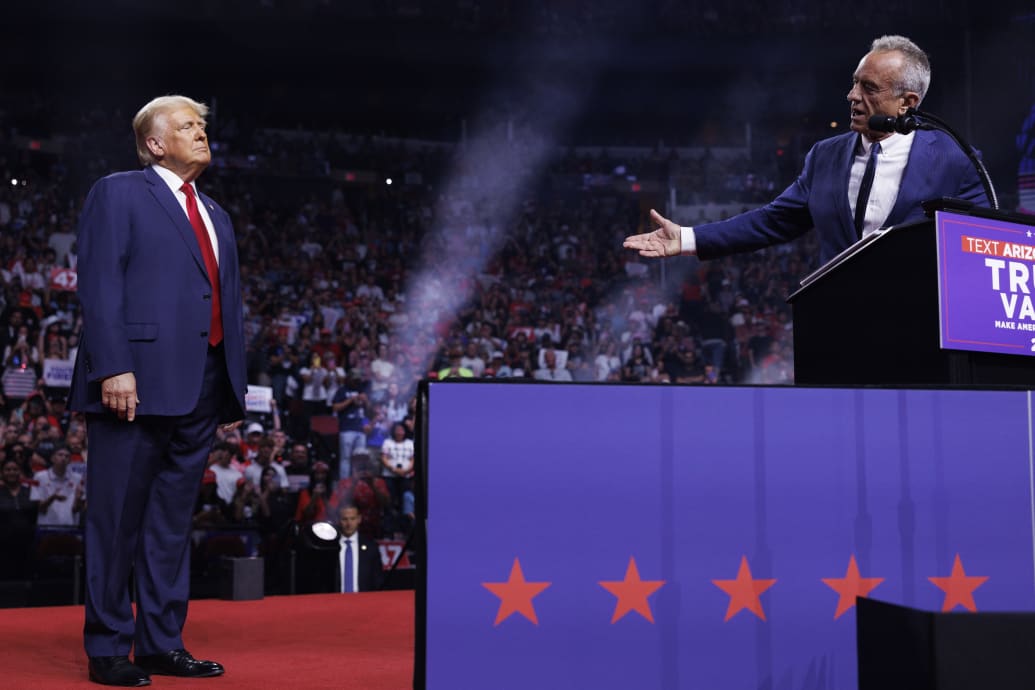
336,504,384,593
624,35,989,267
70,95,247,686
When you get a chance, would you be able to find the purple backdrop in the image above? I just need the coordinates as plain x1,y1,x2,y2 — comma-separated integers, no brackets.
423,383,1035,689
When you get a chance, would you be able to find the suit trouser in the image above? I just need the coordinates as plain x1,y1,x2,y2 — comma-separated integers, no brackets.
83,347,228,657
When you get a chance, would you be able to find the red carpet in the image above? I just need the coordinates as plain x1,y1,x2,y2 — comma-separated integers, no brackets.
0,592,414,689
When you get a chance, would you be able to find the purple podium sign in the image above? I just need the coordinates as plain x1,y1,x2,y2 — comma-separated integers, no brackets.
937,210,1035,356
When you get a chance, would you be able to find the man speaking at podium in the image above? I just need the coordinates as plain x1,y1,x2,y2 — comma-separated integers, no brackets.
624,35,989,266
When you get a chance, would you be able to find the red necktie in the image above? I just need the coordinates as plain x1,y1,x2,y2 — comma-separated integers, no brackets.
181,183,223,346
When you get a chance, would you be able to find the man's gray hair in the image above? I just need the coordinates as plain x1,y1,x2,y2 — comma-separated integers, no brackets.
870,35,931,103
132,95,209,166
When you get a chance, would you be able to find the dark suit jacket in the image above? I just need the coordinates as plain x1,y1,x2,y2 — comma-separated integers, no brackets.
69,166,246,421
294,532,384,594
694,129,989,266
337,535,384,593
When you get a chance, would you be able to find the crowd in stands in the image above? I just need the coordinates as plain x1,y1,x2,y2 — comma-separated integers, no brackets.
0,100,811,594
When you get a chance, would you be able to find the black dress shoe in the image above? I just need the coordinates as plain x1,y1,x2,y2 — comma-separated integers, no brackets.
88,656,151,686
135,648,224,678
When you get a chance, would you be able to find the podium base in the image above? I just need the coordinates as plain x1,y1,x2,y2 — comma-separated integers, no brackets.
857,598,1035,690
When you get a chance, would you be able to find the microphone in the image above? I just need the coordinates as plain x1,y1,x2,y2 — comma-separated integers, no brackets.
867,115,898,132
865,107,999,210
867,112,922,134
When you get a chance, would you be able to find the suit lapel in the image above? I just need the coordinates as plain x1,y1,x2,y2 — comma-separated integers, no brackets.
887,130,932,224
357,539,368,590
834,134,860,239
143,166,209,279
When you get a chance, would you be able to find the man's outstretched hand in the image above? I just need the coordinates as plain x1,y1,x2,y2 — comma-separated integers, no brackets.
623,209,681,258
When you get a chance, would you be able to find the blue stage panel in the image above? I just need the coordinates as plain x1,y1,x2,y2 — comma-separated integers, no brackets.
423,383,1035,690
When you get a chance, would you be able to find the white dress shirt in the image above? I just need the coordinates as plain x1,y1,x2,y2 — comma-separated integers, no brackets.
150,164,220,263
847,131,914,238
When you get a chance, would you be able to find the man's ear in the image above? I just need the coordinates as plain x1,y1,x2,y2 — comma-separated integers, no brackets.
900,92,920,112
146,136,164,159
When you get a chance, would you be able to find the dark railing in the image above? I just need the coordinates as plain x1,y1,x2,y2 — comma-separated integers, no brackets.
0,521,415,608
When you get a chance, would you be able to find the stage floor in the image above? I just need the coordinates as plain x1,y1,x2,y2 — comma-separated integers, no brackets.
0,591,414,689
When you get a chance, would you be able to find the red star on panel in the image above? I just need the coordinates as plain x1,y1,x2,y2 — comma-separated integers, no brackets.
482,558,552,626
821,554,885,620
712,556,777,622
928,553,989,612
598,557,666,624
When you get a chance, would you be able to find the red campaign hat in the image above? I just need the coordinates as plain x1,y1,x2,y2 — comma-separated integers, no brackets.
236,477,248,487
202,469,217,485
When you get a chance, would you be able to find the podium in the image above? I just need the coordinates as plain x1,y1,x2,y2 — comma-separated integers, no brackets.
787,212,1035,387
856,598,1035,690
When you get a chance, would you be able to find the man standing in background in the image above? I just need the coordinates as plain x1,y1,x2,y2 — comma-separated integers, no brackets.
337,504,383,593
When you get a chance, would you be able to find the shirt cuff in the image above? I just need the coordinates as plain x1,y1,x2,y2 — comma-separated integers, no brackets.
680,227,697,255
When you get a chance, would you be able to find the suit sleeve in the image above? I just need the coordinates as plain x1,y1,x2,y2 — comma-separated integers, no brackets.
367,538,385,591
694,146,817,260
76,177,134,382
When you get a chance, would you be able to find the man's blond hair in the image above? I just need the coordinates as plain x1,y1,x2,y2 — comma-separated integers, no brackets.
132,95,209,166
